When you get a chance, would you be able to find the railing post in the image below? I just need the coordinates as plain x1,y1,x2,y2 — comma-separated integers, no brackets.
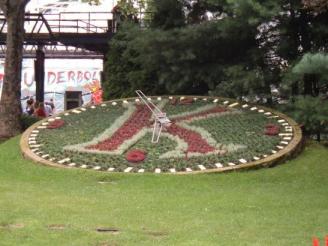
59,13,61,33
107,19,112,33
88,12,91,33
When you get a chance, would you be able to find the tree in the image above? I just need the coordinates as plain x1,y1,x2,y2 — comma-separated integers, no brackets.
302,0,328,13
103,23,148,99
209,66,266,101
292,53,328,96
104,0,328,105
104,0,281,99
255,0,328,97
150,0,185,29
285,96,328,141
0,0,29,139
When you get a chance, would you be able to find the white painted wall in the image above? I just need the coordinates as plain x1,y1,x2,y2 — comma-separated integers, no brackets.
0,58,103,112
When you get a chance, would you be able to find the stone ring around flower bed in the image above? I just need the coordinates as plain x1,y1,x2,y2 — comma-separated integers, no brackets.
20,96,303,174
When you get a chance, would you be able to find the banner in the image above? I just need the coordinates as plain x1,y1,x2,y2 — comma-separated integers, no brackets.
22,59,102,95
21,68,102,96
1,59,103,111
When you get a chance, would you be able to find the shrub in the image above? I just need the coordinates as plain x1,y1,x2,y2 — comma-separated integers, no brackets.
285,96,328,141
20,114,40,130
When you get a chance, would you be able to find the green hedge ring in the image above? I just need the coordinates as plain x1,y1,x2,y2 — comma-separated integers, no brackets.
20,96,303,174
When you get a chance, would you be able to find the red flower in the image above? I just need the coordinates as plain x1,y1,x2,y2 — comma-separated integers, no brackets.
170,98,178,105
264,124,279,136
48,119,65,129
126,149,147,163
92,89,103,105
87,105,152,151
265,123,276,128
180,98,194,105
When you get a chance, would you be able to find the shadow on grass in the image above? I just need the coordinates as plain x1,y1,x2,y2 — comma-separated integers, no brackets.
0,138,7,145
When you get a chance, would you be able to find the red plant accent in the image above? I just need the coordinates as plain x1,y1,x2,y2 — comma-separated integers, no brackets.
312,238,319,246
180,98,194,105
167,123,215,154
87,104,227,155
87,105,152,151
265,124,279,136
170,98,178,105
48,119,65,129
126,149,146,163
171,98,194,105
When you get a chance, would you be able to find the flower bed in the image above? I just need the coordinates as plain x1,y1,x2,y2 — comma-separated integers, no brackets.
23,96,300,173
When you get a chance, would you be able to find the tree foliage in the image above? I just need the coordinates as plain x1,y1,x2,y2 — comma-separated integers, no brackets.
285,96,328,141
104,0,328,135
104,0,280,99
293,53,328,78
149,0,185,29
302,0,328,13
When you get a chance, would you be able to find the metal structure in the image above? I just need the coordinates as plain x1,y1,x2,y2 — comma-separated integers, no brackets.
0,44,103,59
0,10,154,58
136,90,171,143
0,11,150,103
0,11,114,101
0,12,115,55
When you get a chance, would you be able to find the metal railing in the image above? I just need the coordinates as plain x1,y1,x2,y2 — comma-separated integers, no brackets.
0,44,103,59
45,12,113,33
0,11,153,35
0,12,114,35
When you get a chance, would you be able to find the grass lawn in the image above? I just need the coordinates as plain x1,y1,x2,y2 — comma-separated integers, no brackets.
0,137,327,246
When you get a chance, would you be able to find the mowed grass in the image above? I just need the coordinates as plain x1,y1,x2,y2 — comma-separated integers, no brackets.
0,137,328,246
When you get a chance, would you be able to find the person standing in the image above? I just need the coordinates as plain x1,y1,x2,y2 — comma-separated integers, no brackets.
25,98,35,115
45,98,55,116
34,101,46,118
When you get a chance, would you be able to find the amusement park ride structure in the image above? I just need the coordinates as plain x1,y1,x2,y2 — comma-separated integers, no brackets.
0,10,115,102
0,11,115,56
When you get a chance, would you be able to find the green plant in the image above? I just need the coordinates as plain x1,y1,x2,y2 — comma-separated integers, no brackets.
285,96,328,141
20,114,40,131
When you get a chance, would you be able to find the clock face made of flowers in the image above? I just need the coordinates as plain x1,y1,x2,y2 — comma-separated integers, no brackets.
22,96,302,174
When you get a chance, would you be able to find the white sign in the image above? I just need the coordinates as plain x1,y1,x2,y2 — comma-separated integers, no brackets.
0,58,103,111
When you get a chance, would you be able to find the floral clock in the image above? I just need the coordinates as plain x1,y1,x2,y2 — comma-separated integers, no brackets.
21,96,302,174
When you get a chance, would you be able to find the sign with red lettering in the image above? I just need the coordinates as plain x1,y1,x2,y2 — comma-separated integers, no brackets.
46,70,99,86
0,59,103,109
